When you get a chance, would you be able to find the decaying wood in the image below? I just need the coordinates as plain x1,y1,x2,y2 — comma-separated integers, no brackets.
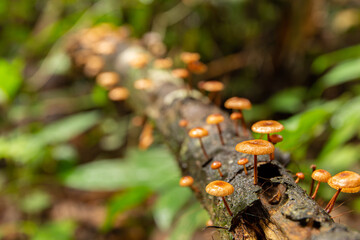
67,32,360,240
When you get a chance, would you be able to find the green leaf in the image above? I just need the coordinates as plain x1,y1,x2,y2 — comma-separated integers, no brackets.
103,186,151,232
267,87,306,113
37,111,101,144
62,147,180,191
0,58,24,104
152,186,192,231
31,220,76,240
318,58,360,89
169,202,209,240
21,190,51,214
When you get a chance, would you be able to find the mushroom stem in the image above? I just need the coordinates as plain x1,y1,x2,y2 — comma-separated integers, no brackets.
199,138,209,159
217,169,224,177
216,124,225,145
309,165,317,195
253,155,258,185
295,177,300,184
233,119,239,137
239,110,248,137
221,196,233,216
267,134,271,142
267,134,274,160
311,181,321,199
243,165,248,175
326,188,341,213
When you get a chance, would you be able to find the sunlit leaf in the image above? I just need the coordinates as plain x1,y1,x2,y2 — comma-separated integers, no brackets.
0,58,23,104
31,220,76,240
21,190,52,214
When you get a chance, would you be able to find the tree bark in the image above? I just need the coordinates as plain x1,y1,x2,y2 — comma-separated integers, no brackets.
67,34,360,240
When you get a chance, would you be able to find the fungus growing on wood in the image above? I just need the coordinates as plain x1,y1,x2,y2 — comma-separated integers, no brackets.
187,61,207,74
179,119,188,128
211,161,223,177
295,172,305,184
325,171,360,213
251,120,284,160
235,139,274,184
108,87,129,101
171,68,190,79
206,113,225,145
206,180,234,216
129,53,150,69
153,58,173,69
200,81,224,106
188,127,209,159
224,97,252,136
134,78,153,90
311,169,331,199
179,176,199,192
180,52,200,64
269,134,283,144
237,158,249,175
84,55,104,77
96,72,120,89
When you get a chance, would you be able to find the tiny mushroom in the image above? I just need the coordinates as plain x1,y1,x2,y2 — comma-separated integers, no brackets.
230,112,242,137
153,58,173,69
311,169,331,199
235,139,274,185
171,68,190,79
188,127,209,159
108,87,129,101
134,78,153,90
295,172,305,184
206,180,234,216
224,97,252,136
187,61,207,75
96,72,120,89
325,171,360,213
180,52,200,64
201,81,224,105
129,53,150,69
206,113,225,145
211,161,223,177
179,176,199,192
269,134,283,145
179,119,189,128
251,120,284,160
237,158,249,175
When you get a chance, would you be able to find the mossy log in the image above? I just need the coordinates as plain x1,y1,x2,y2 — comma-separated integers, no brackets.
66,32,360,240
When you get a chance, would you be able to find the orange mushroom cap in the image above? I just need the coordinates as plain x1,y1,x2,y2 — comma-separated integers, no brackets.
179,176,194,187
296,172,305,179
328,171,360,193
179,119,189,127
312,169,331,183
205,181,234,197
201,81,224,92
96,72,120,89
206,114,225,125
188,127,209,138
108,87,129,101
129,53,150,69
230,112,243,120
187,61,207,74
251,120,284,134
153,58,173,69
211,161,222,170
134,78,153,90
224,97,252,110
237,158,249,165
172,68,190,79
235,139,275,155
269,134,283,144
180,52,200,64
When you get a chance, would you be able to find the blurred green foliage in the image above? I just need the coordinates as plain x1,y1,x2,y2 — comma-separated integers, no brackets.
0,0,360,239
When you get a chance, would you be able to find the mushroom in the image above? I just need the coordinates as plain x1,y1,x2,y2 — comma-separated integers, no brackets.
179,176,199,192
211,161,223,177
96,72,120,89
224,97,252,136
230,112,242,137
325,171,360,213
180,52,200,64
269,134,283,145
108,87,129,101
84,55,104,77
251,120,284,160
153,58,173,69
235,139,275,185
172,68,190,79
237,158,249,175
295,172,305,184
200,81,224,106
188,127,209,159
187,61,207,75
206,113,225,145
179,119,189,128
129,53,150,69
309,164,317,195
311,169,331,199
205,180,234,216
134,78,153,90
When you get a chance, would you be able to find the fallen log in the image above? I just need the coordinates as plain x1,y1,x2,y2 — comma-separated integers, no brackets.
66,26,360,240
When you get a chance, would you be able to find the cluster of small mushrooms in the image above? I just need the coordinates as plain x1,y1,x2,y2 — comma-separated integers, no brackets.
68,24,360,220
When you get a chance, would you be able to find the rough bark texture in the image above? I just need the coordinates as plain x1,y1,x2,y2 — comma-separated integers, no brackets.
67,34,360,240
